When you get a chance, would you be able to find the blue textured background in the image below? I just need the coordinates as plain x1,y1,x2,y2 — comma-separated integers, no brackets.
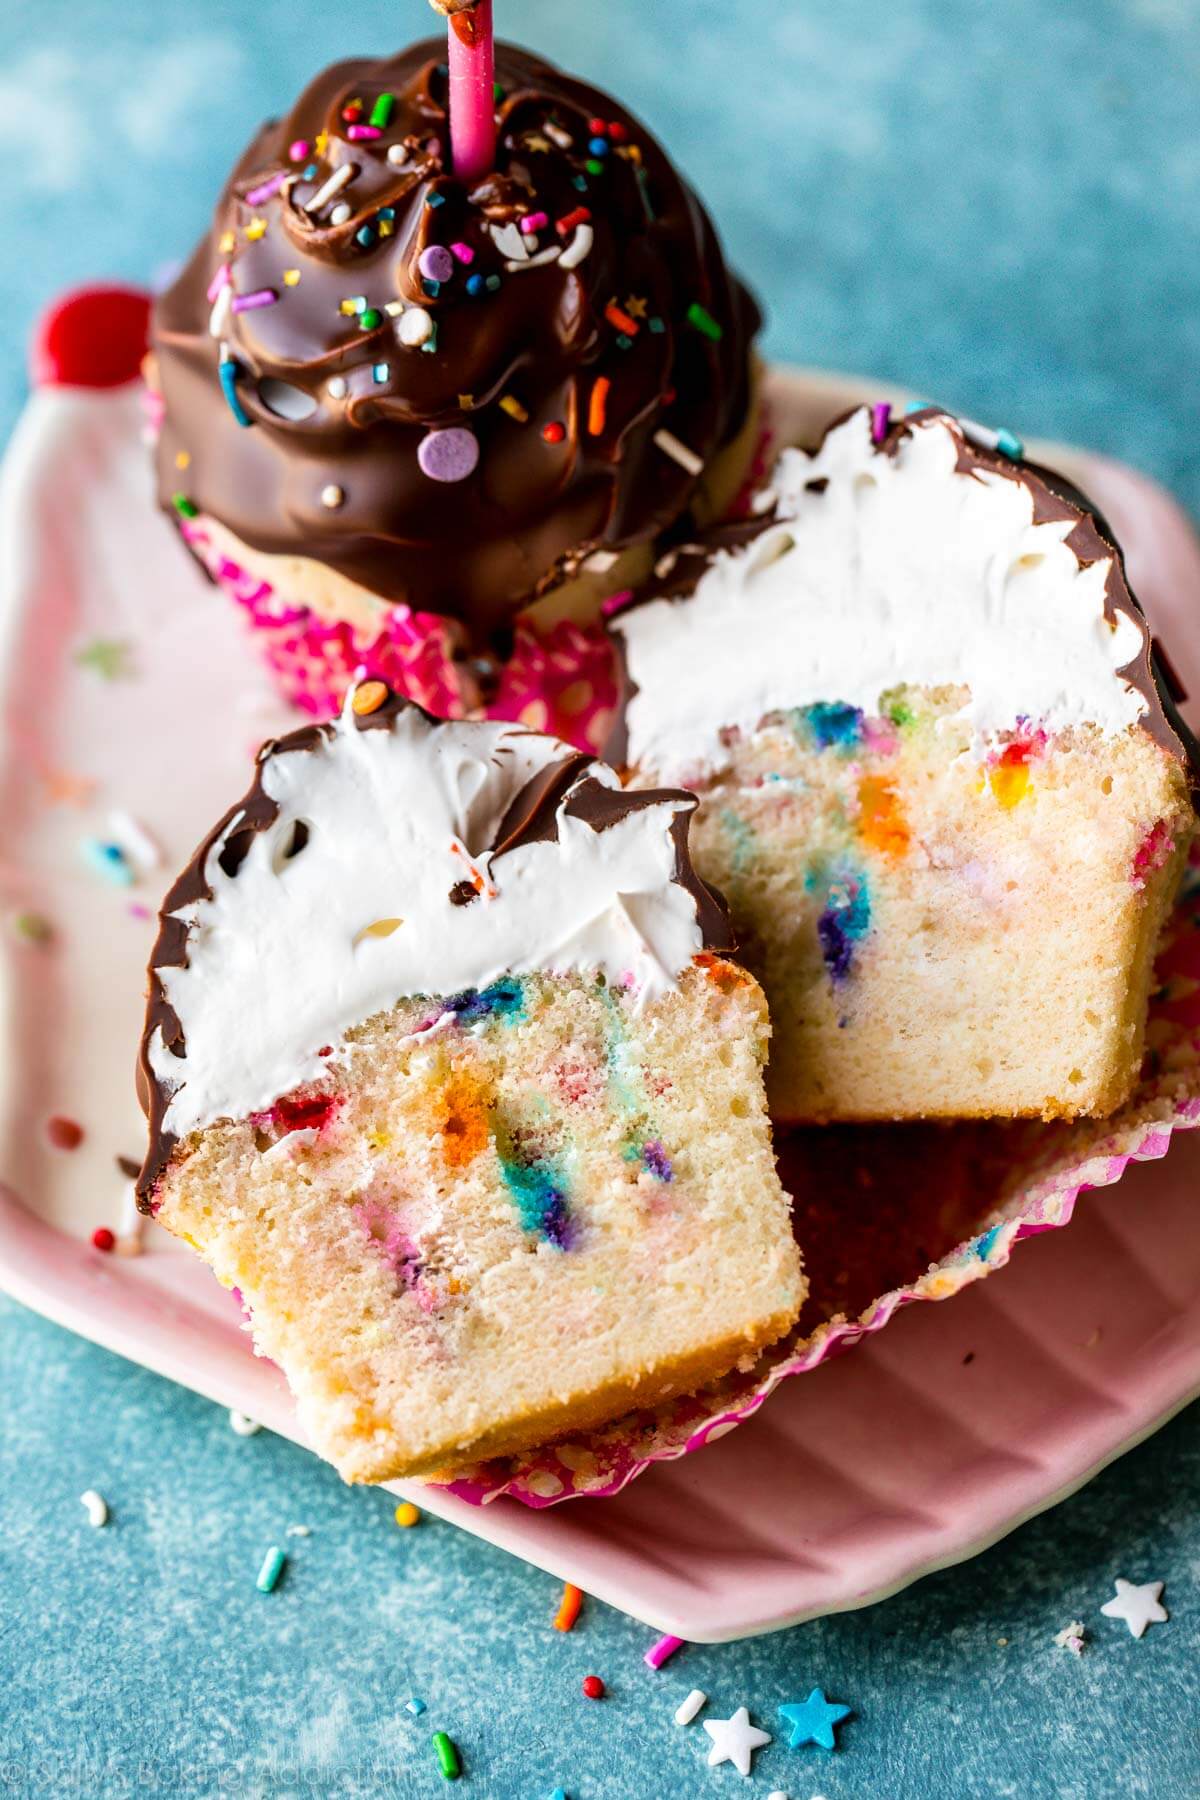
3,1,1200,1794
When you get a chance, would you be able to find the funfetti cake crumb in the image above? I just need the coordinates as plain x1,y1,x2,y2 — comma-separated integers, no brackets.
613,405,1198,1123
136,693,803,1482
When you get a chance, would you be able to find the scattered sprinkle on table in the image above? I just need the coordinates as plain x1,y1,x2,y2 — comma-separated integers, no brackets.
285,1523,311,1538
430,1730,461,1780
674,1689,706,1725
644,1632,683,1669
80,1490,109,1528
394,1501,420,1527
406,1697,427,1716
1054,1620,1087,1656
554,1582,584,1632
1100,1577,1168,1638
702,1707,772,1776
778,1689,852,1750
766,1792,791,1800
46,1116,84,1151
229,1411,262,1436
91,1227,115,1253
581,1675,605,1700
256,1546,287,1593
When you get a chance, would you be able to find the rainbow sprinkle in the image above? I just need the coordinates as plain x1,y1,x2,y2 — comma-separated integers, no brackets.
644,1633,685,1670
553,1582,584,1632
245,171,288,206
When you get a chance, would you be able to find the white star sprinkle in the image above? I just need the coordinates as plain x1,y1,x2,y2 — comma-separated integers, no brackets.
702,1706,772,1776
1100,1577,1168,1639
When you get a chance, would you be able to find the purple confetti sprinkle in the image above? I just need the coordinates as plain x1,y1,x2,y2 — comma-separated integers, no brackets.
417,427,479,483
418,244,455,284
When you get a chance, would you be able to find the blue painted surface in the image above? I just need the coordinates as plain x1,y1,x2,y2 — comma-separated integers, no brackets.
3,0,1200,1793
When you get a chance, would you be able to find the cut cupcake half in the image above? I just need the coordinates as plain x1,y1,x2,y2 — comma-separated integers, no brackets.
137,693,803,1482
612,405,1198,1124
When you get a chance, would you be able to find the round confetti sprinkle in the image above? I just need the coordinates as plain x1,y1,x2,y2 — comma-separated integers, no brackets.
229,1410,263,1436
581,1675,605,1700
91,1227,116,1253
327,376,348,399
542,420,566,444
289,139,309,162
393,1500,421,1527
417,427,479,483
330,202,352,225
321,484,345,509
353,681,390,717
47,1116,84,1151
398,306,435,347
387,143,410,167
359,307,383,331
418,245,455,284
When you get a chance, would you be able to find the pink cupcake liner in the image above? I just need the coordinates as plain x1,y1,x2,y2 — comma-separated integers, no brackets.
435,856,1200,1506
179,519,620,751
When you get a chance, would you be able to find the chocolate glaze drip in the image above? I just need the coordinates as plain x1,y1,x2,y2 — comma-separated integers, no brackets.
151,39,760,647
137,695,732,1207
605,405,1200,790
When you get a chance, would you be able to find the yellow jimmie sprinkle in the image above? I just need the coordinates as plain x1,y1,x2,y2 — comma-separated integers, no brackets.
499,394,529,423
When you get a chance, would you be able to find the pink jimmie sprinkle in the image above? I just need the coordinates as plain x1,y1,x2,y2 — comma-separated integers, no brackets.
246,170,288,206
347,124,382,142
520,211,550,234
600,589,635,619
206,263,232,302
289,139,310,162
450,241,475,265
871,401,892,443
232,289,279,313
644,1634,684,1670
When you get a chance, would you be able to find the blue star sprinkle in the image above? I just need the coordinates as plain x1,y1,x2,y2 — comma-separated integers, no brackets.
779,1688,852,1750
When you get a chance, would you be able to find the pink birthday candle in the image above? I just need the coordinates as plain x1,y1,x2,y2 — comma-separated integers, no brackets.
446,0,496,183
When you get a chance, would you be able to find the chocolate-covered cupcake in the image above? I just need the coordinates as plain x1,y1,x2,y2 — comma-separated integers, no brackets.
149,38,763,733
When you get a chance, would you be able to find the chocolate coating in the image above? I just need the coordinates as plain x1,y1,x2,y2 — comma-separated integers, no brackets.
152,39,760,646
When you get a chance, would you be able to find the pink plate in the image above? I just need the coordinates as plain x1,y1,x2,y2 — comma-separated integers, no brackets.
2,350,1199,1641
